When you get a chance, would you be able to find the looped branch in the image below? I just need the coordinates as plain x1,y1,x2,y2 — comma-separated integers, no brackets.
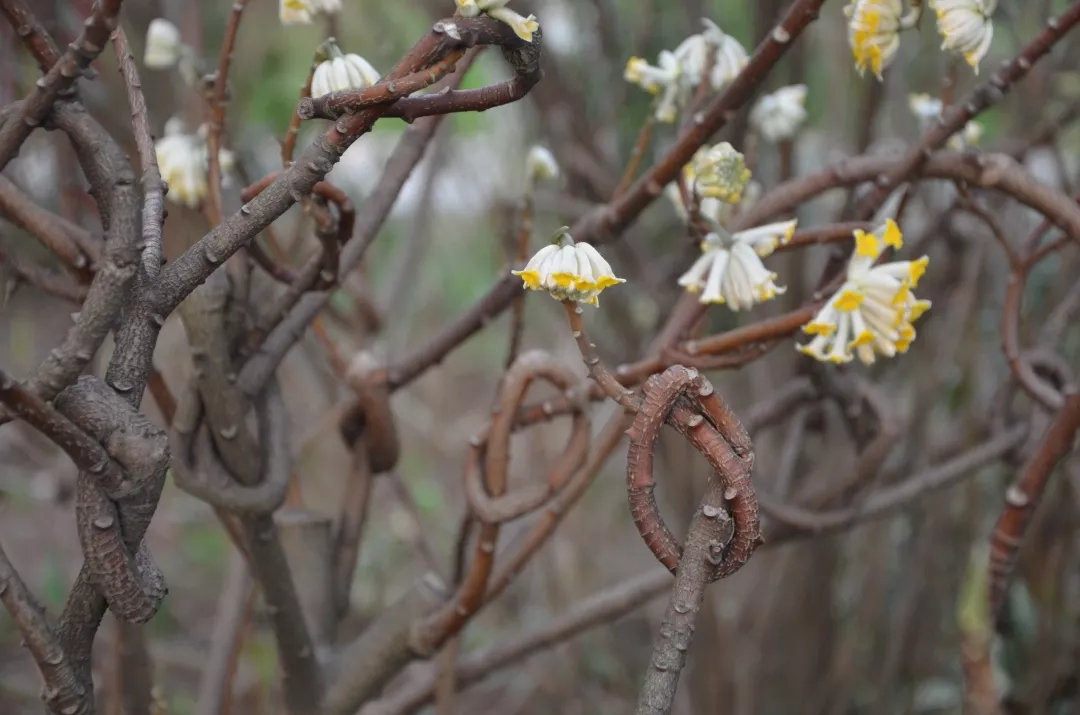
55,376,171,624
626,365,760,582
170,380,291,515
296,17,542,123
464,350,591,525
341,352,401,474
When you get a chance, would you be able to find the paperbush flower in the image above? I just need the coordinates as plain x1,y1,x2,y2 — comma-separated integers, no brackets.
310,47,381,98
930,0,996,72
512,228,625,306
750,84,809,142
908,93,984,149
845,0,905,79
155,119,235,209
525,146,560,185
677,221,797,310
624,19,747,122
455,0,539,42
686,143,752,204
280,0,342,25
797,220,931,364
144,19,183,70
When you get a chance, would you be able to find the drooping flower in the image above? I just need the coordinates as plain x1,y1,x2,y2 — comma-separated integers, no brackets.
929,0,996,72
686,143,752,204
908,92,984,149
677,221,797,310
310,44,381,98
512,227,625,306
144,19,183,70
625,19,747,122
455,0,539,42
844,0,905,80
525,146,560,185
155,119,236,209
797,220,931,364
280,0,342,25
624,52,683,123
750,84,809,142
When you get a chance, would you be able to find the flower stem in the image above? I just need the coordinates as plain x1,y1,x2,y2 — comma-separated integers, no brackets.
562,300,640,412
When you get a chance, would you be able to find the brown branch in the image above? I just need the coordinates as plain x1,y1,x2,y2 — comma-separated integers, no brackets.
848,1,1080,223
0,238,88,302
988,392,1080,620
206,0,250,226
0,541,89,715
0,0,62,72
0,175,94,277
359,570,672,715
113,28,165,280
0,0,122,173
562,300,639,412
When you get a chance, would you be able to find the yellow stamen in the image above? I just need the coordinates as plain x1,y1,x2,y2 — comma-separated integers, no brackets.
854,230,879,259
909,255,929,287
834,289,865,312
883,218,903,249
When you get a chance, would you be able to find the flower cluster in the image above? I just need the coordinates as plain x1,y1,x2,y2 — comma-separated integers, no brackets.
749,84,809,143
685,142,752,204
844,0,994,79
142,18,199,84
908,93,984,149
280,0,341,25
512,228,624,306
930,0,996,72
797,220,931,364
311,44,381,98
677,221,796,310
154,119,236,209
525,146,560,186
624,19,747,123
455,0,539,42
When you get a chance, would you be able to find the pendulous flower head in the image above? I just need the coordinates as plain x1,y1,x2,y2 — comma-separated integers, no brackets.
144,18,183,70
624,19,747,123
750,84,809,143
929,0,996,72
908,92,984,149
686,142,752,204
844,0,905,80
525,145,560,185
512,227,625,306
310,45,381,98
155,119,235,210
797,219,931,364
280,0,342,25
457,0,539,42
677,221,796,310
624,52,683,123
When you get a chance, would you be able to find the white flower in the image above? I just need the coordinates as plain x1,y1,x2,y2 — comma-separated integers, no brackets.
525,146,559,185
456,0,539,42
666,179,761,227
930,0,996,72
909,93,983,148
845,0,904,80
311,53,381,98
750,84,808,142
677,220,796,310
797,220,931,364
947,119,983,149
280,0,342,25
909,92,944,125
686,142,752,204
625,19,747,123
155,119,235,209
512,228,625,306
624,52,683,123
700,19,749,89
144,19,183,70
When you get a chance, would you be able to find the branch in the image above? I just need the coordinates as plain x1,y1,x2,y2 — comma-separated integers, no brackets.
988,391,1080,620
0,174,95,276
113,28,165,280
0,0,62,71
0,0,122,173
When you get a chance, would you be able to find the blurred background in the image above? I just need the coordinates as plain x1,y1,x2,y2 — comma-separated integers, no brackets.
2,0,1080,713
